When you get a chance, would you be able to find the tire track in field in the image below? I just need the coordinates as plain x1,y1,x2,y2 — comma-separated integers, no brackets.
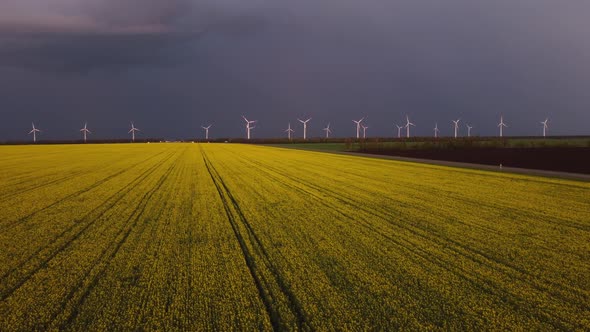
281,154,588,330
0,153,91,193
201,148,310,332
50,147,184,330
0,150,169,232
241,152,583,325
0,153,105,198
259,156,586,312
130,155,189,329
0,169,89,203
0,153,153,203
0,149,178,302
205,150,487,327
237,151,578,286
260,149,589,232
0,149,179,302
223,148,582,330
222,151,496,323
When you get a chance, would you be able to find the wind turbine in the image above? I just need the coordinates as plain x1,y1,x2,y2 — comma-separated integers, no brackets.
29,123,41,143
285,122,294,140
361,124,368,139
353,118,364,139
498,116,508,137
80,122,91,143
434,123,440,138
129,122,140,142
323,123,332,139
541,118,549,137
298,118,312,140
242,116,257,140
405,115,415,138
395,124,403,138
466,124,473,137
452,119,461,138
201,124,212,140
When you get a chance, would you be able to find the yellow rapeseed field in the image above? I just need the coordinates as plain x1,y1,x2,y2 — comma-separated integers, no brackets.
0,143,588,330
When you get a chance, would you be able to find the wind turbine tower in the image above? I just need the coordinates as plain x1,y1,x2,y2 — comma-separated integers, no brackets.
434,123,440,138
541,118,549,137
395,124,403,138
129,122,140,142
80,122,91,143
298,118,312,140
361,124,368,139
285,123,294,140
323,123,332,139
405,115,415,138
29,123,41,143
466,124,473,137
498,116,508,137
242,116,257,140
201,124,212,140
353,118,364,139
452,119,461,138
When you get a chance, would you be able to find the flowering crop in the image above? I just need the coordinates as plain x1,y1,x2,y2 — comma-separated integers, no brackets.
0,143,588,330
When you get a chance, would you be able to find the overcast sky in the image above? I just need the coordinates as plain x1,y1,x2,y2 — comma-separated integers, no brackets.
0,0,589,140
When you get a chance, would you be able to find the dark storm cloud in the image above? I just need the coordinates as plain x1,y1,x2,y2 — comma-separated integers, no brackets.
0,0,273,72
0,0,589,140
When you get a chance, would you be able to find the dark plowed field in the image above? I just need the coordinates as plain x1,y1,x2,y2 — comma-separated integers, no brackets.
359,147,590,174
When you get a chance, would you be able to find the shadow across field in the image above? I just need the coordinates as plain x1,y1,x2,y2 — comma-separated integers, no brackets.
356,147,590,175
270,137,590,175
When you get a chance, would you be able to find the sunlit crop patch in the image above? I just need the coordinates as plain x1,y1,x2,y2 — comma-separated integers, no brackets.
0,143,588,330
